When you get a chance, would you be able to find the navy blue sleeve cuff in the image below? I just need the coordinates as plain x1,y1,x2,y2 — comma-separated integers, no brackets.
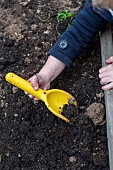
48,38,82,68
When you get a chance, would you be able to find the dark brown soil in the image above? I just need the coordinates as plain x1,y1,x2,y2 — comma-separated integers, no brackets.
62,104,79,123
0,0,109,170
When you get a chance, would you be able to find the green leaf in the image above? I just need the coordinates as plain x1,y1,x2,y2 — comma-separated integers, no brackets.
60,10,68,16
56,10,77,36
57,10,76,22
57,13,67,22
67,12,76,18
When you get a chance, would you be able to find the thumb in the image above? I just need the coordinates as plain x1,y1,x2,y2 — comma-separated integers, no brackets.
28,75,39,90
106,56,113,64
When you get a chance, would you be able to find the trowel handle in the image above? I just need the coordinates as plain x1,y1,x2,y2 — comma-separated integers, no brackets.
5,72,46,101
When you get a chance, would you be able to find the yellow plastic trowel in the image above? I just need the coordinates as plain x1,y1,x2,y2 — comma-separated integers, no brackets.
5,72,77,122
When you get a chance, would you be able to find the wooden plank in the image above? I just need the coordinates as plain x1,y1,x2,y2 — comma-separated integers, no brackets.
100,23,113,170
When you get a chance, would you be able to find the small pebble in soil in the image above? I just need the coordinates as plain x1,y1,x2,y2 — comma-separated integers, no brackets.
12,87,18,93
14,114,18,117
69,156,77,162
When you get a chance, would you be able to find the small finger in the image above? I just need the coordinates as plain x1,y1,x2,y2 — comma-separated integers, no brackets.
99,67,107,73
34,98,39,101
100,76,111,85
25,91,29,95
99,64,113,74
29,95,34,99
31,76,39,90
28,75,39,90
106,56,113,64
99,72,108,79
102,82,113,90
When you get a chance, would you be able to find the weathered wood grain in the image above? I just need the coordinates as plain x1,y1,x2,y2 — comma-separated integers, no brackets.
100,23,113,170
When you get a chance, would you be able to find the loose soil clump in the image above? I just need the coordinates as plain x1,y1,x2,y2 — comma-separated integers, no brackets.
62,103,79,123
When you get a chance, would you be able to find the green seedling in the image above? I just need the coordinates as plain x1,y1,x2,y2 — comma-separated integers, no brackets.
57,10,75,22
56,10,76,35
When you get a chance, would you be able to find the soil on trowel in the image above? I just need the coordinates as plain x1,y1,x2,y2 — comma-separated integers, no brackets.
62,103,79,123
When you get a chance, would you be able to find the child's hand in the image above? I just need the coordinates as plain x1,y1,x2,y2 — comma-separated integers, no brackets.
25,73,50,100
99,56,113,90
25,55,66,100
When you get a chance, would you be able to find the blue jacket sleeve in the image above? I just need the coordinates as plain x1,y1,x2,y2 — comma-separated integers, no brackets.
47,0,110,68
